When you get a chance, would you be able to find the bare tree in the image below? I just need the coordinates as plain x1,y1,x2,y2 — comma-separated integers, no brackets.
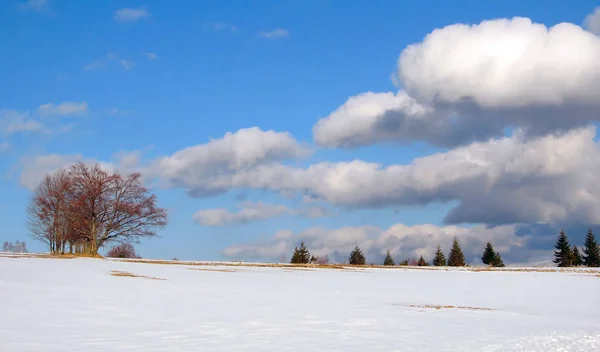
26,162,168,256
68,162,167,255
26,168,74,254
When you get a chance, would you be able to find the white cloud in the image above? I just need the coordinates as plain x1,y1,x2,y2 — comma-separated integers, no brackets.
194,201,332,226
152,125,600,227
397,17,600,108
194,202,290,226
313,91,435,148
150,127,312,196
314,17,600,148
84,53,134,71
142,52,158,60
18,154,117,190
258,28,289,39
584,7,600,35
37,102,88,116
113,8,150,23
222,223,532,265
18,0,49,13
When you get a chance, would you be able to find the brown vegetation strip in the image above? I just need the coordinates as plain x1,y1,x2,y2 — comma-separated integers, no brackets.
110,270,166,280
188,268,239,273
404,304,493,311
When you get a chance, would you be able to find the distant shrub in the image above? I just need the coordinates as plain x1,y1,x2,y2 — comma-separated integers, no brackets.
106,243,141,259
311,255,329,265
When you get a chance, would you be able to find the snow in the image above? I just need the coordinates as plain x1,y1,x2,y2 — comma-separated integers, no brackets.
1,256,599,351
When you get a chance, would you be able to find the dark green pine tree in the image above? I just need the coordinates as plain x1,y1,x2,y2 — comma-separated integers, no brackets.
383,250,395,266
571,246,583,266
417,255,428,266
582,228,600,267
348,246,366,265
431,245,446,266
447,237,466,266
552,230,573,267
398,259,409,266
481,242,497,266
290,242,311,264
491,252,505,267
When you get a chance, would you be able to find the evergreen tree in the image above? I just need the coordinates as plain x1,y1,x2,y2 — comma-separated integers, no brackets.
571,246,583,266
383,250,395,266
348,246,366,265
490,252,505,267
447,237,466,266
398,259,408,266
417,255,428,266
432,245,446,266
290,242,311,264
481,242,496,266
582,228,600,267
553,230,573,267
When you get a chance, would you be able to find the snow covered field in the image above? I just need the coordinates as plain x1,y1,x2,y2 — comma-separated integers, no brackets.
1,255,599,351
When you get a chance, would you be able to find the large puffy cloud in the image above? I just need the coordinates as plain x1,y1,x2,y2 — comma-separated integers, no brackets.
149,127,311,196
222,223,545,265
164,126,600,226
314,17,600,148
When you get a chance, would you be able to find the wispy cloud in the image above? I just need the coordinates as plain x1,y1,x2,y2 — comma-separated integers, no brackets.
18,0,49,13
0,110,44,135
142,52,158,60
258,28,289,39
84,53,135,71
119,59,135,70
108,108,133,117
37,102,88,116
113,7,151,23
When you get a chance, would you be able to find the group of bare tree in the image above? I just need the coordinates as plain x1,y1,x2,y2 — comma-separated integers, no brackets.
26,162,168,256
2,240,28,253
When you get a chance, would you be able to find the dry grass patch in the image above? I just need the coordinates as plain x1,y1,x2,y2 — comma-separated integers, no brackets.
404,304,493,311
110,270,166,280
188,268,239,273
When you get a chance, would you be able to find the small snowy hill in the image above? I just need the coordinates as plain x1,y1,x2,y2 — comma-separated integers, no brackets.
1,255,599,351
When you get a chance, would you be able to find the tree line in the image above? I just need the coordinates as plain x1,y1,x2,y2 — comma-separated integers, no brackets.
553,229,600,267
2,240,28,253
290,236,505,267
26,162,168,256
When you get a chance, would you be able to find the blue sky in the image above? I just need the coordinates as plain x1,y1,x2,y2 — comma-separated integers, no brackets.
1,0,600,264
